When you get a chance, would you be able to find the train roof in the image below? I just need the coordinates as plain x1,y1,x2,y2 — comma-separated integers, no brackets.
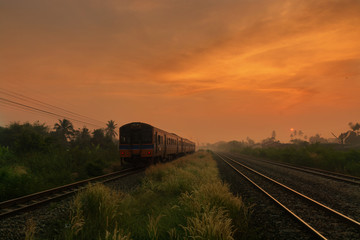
120,122,152,128
119,122,195,144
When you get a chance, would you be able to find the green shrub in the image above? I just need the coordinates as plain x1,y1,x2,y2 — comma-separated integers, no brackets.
86,161,104,177
0,145,14,165
0,166,33,201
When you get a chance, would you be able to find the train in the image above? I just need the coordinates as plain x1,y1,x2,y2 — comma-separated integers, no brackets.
119,122,196,166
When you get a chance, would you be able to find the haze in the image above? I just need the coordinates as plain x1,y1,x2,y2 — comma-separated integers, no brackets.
1,0,360,143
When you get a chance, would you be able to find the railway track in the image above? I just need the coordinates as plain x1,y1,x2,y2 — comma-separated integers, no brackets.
215,152,360,240
0,167,143,220
228,152,360,185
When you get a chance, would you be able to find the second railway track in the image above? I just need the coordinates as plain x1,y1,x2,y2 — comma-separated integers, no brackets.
216,152,360,240
228,152,360,185
0,167,144,220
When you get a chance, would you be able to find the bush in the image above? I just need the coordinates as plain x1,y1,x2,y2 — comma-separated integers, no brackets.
86,161,104,177
0,145,14,165
0,166,33,201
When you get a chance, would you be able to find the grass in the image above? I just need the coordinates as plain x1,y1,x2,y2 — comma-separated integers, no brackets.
60,151,251,240
24,218,36,240
64,183,127,240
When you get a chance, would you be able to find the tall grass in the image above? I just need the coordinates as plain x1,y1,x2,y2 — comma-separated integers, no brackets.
24,218,36,240
62,152,251,240
64,184,127,240
182,207,234,240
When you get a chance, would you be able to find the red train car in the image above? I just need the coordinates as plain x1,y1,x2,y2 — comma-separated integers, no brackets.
119,122,195,165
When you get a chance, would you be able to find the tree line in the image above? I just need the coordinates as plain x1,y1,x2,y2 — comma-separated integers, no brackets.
0,119,118,153
0,119,121,201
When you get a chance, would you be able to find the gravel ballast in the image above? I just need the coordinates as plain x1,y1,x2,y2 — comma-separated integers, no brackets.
214,153,315,240
229,153,360,222
0,170,145,240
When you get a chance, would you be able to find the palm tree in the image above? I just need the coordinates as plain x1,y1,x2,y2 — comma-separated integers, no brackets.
54,119,74,141
80,127,91,139
105,120,118,139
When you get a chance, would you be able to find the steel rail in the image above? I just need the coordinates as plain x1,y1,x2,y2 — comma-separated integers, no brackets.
0,167,143,219
228,152,360,185
214,152,327,240
219,153,360,228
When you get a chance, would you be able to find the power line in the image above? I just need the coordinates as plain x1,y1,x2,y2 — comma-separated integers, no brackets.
0,88,106,125
0,97,104,128
0,101,65,128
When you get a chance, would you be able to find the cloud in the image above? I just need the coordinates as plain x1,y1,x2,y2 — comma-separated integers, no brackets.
1,0,360,142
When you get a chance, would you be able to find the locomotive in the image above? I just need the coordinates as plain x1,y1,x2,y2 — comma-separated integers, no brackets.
119,122,195,165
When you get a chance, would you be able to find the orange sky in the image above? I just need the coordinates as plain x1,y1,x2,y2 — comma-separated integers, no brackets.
1,0,360,144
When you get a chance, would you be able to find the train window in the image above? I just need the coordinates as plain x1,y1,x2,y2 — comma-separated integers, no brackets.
120,136,129,144
143,135,152,144
131,131,150,144
158,135,161,144
131,131,141,144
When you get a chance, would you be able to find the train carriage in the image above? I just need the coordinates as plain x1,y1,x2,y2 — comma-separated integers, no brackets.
119,122,195,166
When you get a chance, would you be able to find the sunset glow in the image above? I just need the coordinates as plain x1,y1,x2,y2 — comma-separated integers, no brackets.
1,0,360,143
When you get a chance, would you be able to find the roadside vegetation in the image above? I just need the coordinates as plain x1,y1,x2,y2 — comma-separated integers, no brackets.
208,137,360,177
0,120,120,202
237,144,360,177
61,151,251,240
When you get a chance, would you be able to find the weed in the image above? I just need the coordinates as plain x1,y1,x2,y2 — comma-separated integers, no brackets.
103,224,132,240
147,214,164,240
182,206,234,240
24,218,36,240
66,184,124,240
